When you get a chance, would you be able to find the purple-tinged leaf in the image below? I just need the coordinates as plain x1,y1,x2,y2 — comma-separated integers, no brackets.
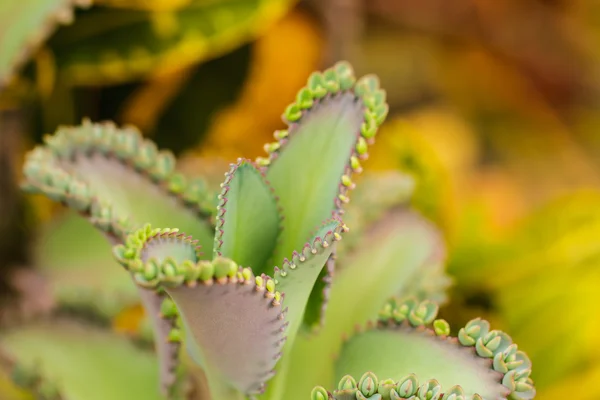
114,226,288,396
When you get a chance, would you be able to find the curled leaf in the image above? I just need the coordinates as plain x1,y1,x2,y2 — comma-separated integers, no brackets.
335,298,535,400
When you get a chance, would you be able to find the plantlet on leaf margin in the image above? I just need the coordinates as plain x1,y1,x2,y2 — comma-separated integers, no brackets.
1,61,535,400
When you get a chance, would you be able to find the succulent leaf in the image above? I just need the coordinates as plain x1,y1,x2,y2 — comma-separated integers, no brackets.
274,218,347,337
137,289,181,397
263,61,388,330
22,119,215,250
313,372,490,400
0,320,164,400
0,0,91,87
284,210,449,398
114,227,288,396
214,158,282,274
48,0,297,85
335,298,535,400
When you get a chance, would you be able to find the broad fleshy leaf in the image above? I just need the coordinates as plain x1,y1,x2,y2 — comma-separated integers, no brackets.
263,61,388,267
36,212,140,320
0,320,164,400
261,61,388,331
113,226,288,396
214,159,281,273
273,219,347,337
313,371,483,400
48,0,297,86
0,0,90,87
335,298,535,400
284,210,449,398
22,119,215,250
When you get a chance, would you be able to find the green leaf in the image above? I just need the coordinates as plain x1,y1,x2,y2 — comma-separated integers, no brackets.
113,227,288,396
214,159,281,274
36,211,140,320
0,320,164,400
48,0,297,86
262,62,388,331
334,299,535,400
284,210,448,398
274,219,346,338
261,219,347,399
0,0,90,87
22,120,215,252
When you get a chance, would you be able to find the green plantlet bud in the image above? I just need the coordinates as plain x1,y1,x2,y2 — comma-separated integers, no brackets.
434,319,451,336
308,72,328,98
198,261,215,281
296,87,314,109
273,129,288,140
311,386,329,400
373,103,389,126
350,155,362,172
256,157,270,167
341,175,353,187
361,113,378,139
398,374,418,397
160,298,178,318
377,378,396,398
241,267,253,282
167,328,182,343
255,275,264,288
359,372,378,397
338,375,357,391
266,279,276,293
150,151,175,180
264,142,281,154
284,103,302,122
212,257,237,280
144,259,160,281
167,173,186,194
442,386,464,400
356,136,368,155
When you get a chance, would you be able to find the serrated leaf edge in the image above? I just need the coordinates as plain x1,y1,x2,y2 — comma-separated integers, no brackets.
21,119,215,241
213,158,283,258
337,298,535,400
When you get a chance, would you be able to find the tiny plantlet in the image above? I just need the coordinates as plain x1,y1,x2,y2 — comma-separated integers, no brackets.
2,62,535,400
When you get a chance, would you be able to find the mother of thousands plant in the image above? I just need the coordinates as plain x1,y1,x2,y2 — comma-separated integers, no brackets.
3,62,535,400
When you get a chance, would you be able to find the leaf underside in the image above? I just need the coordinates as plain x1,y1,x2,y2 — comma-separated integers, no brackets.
0,320,163,400
215,159,281,274
113,228,288,396
165,279,286,395
137,289,180,397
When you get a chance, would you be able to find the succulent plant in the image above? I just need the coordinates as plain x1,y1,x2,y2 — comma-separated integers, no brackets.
1,62,535,400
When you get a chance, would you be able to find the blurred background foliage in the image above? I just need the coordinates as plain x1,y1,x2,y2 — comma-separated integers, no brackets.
2,0,600,398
